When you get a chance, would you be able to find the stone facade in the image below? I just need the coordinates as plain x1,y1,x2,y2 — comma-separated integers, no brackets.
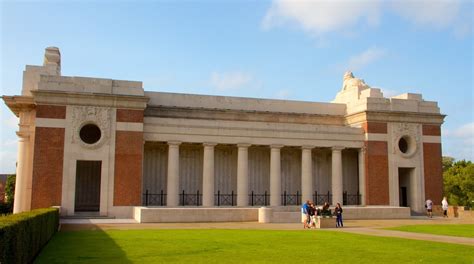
2,47,445,219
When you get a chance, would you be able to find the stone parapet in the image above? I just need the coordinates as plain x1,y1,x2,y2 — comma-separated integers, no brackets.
38,75,144,96
135,207,259,223
146,91,346,116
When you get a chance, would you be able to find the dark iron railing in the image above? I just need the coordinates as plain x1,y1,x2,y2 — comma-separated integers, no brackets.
142,189,360,206
313,191,332,205
281,191,301,206
343,191,361,205
215,190,236,206
180,190,202,206
249,191,269,206
143,189,167,206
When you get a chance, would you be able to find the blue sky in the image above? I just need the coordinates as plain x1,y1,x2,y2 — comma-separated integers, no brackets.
0,0,472,173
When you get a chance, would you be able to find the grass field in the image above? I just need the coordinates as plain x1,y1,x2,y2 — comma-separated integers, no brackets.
35,229,474,263
387,224,474,238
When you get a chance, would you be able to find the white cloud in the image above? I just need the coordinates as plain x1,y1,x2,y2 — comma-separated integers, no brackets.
262,0,470,38
0,138,18,174
446,122,474,140
1,139,17,147
391,0,461,29
381,89,400,98
210,71,254,91
275,89,291,99
262,0,381,35
444,122,474,160
345,47,386,71
5,116,18,128
0,150,17,174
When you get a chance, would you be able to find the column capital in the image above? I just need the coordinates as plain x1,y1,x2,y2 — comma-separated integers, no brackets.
302,145,315,150
237,143,252,148
168,141,181,146
332,146,345,151
358,146,367,153
203,142,218,147
270,144,284,149
16,131,30,140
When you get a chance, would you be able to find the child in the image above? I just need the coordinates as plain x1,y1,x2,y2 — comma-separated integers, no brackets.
334,203,343,228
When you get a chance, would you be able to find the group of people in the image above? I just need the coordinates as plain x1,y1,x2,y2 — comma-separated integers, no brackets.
425,197,449,218
301,200,343,229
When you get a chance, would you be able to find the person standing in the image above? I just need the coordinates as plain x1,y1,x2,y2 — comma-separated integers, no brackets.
442,197,449,218
425,199,433,218
301,200,310,229
334,203,343,228
309,202,317,228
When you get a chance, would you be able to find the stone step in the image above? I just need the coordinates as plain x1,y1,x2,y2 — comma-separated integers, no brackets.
272,211,300,223
62,215,116,219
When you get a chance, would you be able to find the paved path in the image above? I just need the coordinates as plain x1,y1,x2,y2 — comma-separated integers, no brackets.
60,217,474,246
333,227,474,246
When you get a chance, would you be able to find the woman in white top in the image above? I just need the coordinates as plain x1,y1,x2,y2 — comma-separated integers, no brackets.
442,197,449,218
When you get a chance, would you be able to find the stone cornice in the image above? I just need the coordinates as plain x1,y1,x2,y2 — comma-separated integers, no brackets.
31,90,149,110
345,110,446,126
2,95,35,117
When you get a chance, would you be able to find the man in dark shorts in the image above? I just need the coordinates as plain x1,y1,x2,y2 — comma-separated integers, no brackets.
425,199,433,218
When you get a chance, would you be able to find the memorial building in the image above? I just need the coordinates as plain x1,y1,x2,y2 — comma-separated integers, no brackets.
3,47,444,221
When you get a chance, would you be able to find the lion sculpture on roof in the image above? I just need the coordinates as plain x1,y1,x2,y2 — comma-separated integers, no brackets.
342,71,370,91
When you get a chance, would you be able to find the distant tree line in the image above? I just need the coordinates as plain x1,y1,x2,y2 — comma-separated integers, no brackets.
443,157,473,208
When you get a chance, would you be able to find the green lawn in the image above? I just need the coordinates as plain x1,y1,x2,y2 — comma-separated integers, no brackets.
387,224,474,238
35,229,473,263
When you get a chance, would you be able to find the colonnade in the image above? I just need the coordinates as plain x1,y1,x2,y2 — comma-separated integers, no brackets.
163,141,365,207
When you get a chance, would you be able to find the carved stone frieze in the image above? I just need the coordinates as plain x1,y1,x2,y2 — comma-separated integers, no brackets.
391,122,421,157
71,106,112,149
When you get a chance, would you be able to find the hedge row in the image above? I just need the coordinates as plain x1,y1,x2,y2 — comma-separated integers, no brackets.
0,208,59,264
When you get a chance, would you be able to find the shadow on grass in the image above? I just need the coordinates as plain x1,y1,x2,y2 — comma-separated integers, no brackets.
34,225,131,264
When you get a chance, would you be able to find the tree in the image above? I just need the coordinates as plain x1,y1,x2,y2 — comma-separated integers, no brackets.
1,174,15,214
5,174,15,205
442,156,455,171
443,159,474,208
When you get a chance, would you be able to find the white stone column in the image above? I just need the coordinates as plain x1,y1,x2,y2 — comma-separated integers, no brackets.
237,143,251,206
358,147,366,206
331,146,344,205
13,133,29,213
270,145,283,206
301,146,313,203
202,142,217,207
166,141,181,207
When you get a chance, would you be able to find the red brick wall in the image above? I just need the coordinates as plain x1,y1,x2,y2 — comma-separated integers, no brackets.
364,141,390,205
36,105,66,119
362,122,387,134
423,143,443,205
31,127,65,209
116,109,144,123
114,131,143,205
422,124,441,136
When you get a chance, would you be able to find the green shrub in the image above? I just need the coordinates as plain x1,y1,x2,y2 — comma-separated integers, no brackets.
0,208,59,264
0,203,13,215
